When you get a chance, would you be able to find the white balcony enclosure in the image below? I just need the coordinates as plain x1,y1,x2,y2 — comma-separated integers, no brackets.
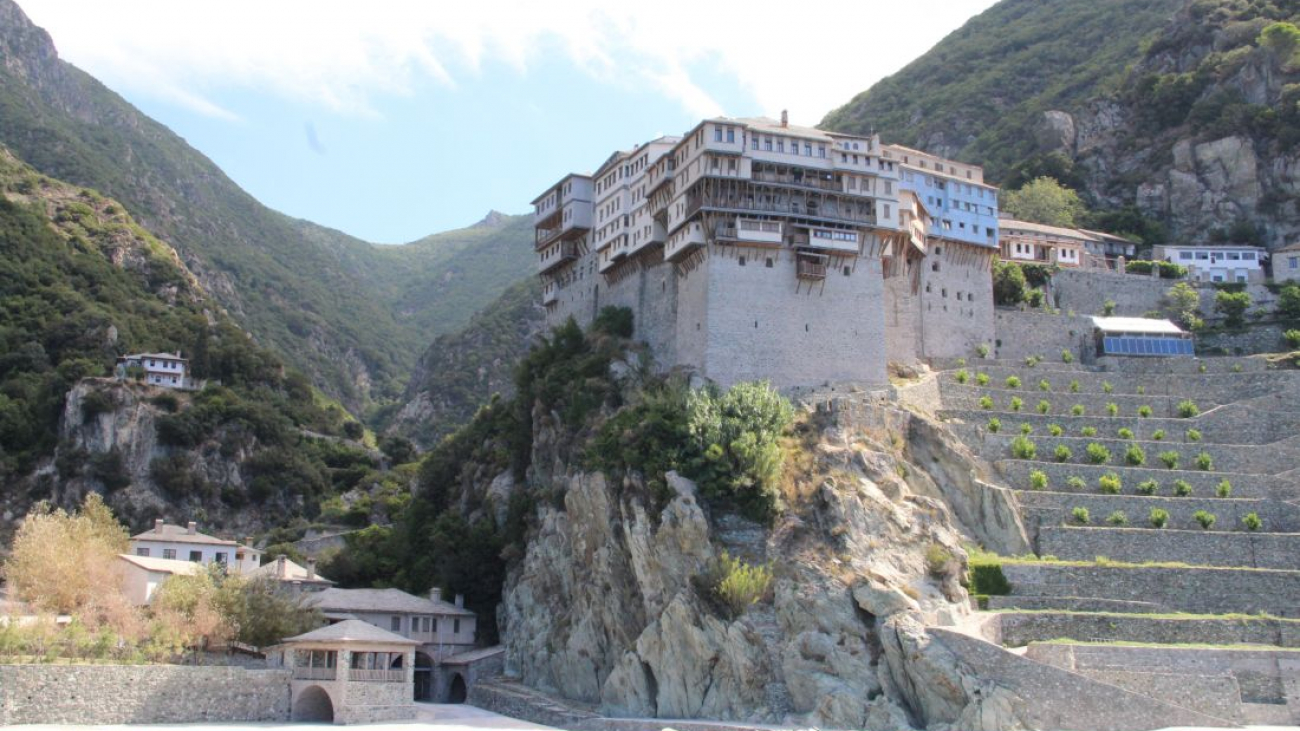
664,221,706,261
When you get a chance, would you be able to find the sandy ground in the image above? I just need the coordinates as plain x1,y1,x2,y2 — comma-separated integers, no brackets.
3,703,559,731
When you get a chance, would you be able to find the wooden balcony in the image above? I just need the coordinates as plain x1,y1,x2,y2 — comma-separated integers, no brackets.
796,253,828,281
293,666,337,681
348,668,406,683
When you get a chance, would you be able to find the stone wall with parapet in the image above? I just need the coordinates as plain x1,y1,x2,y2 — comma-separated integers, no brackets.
993,310,1096,363
942,384,1217,418
941,406,1300,446
990,611,1300,648
1048,268,1278,323
918,241,996,359
1000,562,1300,616
0,664,290,725
941,365,1295,404
922,627,1232,729
1026,642,1300,726
1038,525,1300,569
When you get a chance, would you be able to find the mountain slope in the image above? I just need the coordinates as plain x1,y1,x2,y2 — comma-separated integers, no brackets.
823,0,1300,248
0,0,534,412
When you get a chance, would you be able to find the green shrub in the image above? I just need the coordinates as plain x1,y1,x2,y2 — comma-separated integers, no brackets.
1173,479,1193,497
1102,381,1114,394
1069,380,1081,393
1020,423,1033,436
968,559,1011,595
1102,300,1117,316
1048,424,1063,437
1186,428,1202,442
956,358,967,367
1117,427,1134,440
1081,426,1097,437
1010,396,1023,412
1231,364,1243,373
1136,479,1159,496
987,418,1002,433
925,543,955,578
1086,443,1111,464
1178,400,1200,418
1054,445,1073,463
977,344,991,359
1039,379,1051,392
1136,386,1146,395
1159,451,1180,469
1152,429,1166,441
954,369,970,384
1062,349,1074,363
1285,329,1300,349
976,372,990,386
1098,473,1122,494
1072,404,1085,416
1105,402,1119,417
1006,376,1022,389
1025,354,1043,367
1124,444,1146,466
1066,476,1087,490
1037,400,1051,415
1199,363,1207,373
1072,507,1091,524
1029,470,1049,490
1195,452,1213,471
1010,436,1037,460
1216,479,1232,498
1137,405,1152,418
706,552,773,619
979,396,994,410
1149,508,1169,528
1107,510,1128,526
1194,510,1216,530
1242,512,1262,531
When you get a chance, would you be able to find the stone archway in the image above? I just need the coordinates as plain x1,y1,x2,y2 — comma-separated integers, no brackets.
448,673,468,704
293,685,335,722
413,652,434,702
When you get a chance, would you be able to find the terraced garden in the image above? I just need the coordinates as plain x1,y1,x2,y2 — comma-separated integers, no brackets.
936,354,1300,726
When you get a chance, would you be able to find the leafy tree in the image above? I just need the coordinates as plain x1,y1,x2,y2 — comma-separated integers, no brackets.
685,381,794,523
1162,282,1202,329
993,259,1028,305
1260,21,1300,68
1278,284,1300,324
1214,290,1252,329
2,494,128,614
1001,177,1086,227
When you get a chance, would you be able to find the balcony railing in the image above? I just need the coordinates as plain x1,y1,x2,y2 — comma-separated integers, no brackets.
750,172,841,192
685,196,875,227
293,667,337,681
796,254,828,281
348,668,406,683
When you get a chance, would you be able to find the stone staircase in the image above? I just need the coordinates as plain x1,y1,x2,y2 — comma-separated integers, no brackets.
935,354,1300,725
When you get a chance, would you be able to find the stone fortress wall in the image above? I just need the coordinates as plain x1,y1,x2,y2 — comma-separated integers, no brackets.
0,664,290,725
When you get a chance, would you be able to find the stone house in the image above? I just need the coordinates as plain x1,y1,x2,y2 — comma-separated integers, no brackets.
276,619,418,724
115,352,194,389
249,555,334,594
304,586,477,701
1276,241,1300,282
129,519,261,574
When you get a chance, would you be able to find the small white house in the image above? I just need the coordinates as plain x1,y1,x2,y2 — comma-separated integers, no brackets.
116,352,192,389
129,519,262,574
1152,244,1269,283
115,553,204,605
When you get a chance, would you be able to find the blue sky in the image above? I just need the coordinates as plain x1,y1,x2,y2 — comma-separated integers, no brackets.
19,1,997,243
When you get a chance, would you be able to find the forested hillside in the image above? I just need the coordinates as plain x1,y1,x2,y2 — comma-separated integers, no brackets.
0,145,404,537
0,0,532,414
825,0,1300,248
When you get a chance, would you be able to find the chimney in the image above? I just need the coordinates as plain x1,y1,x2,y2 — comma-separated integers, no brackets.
429,587,442,604
276,555,287,579
153,518,164,532
306,557,316,580
186,521,197,535
455,594,464,609
780,110,788,128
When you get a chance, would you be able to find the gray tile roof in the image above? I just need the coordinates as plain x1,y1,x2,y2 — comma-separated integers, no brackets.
306,587,474,617
282,619,419,645
130,522,250,547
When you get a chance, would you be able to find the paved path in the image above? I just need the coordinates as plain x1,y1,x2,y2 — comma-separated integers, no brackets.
4,703,561,731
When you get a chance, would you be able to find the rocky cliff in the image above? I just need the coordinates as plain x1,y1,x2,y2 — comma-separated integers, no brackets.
824,0,1300,249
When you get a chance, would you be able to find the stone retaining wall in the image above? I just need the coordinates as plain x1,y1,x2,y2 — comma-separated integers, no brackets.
992,611,1300,648
941,365,1292,401
1038,526,1300,569
1016,492,1300,533
970,429,1297,475
1198,324,1290,355
942,407,1299,446
1001,563,1300,616
992,310,1097,363
943,384,1205,418
0,664,290,725
993,460,1293,500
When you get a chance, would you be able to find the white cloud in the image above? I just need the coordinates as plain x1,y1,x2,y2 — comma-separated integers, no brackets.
19,0,998,123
